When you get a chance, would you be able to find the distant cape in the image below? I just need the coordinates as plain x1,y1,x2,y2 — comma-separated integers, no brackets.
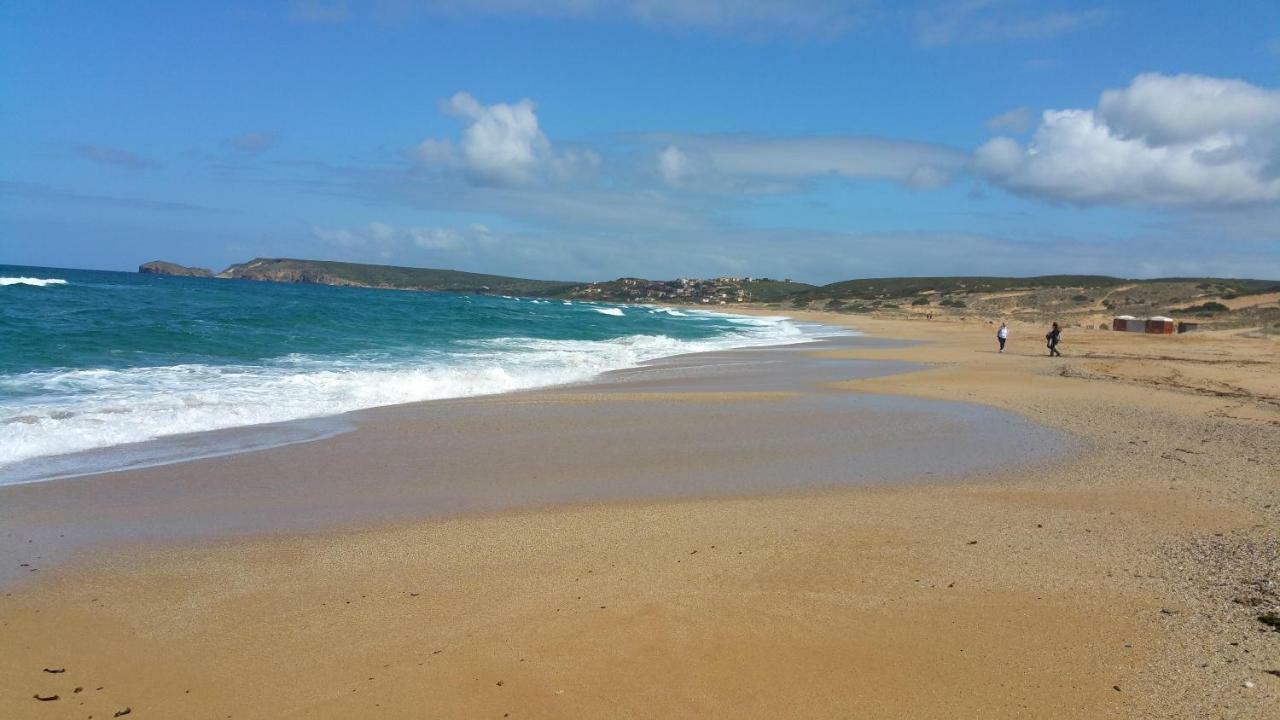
138,260,213,278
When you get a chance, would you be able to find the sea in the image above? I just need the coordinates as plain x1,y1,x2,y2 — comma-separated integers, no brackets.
0,265,837,485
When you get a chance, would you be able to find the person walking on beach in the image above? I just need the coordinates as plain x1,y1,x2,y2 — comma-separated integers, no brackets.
997,322,1009,353
1045,322,1062,357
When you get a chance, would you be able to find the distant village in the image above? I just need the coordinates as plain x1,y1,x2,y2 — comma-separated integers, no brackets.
567,276,789,304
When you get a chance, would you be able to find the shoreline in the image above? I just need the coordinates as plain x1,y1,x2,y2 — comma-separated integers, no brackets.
0,333,1063,589
0,305,838,488
2,312,1276,718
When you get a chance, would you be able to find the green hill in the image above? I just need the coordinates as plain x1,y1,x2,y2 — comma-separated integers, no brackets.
802,275,1278,302
803,275,1127,301
216,258,579,296
142,259,1277,328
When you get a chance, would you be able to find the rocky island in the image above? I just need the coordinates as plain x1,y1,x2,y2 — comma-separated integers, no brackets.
138,260,214,278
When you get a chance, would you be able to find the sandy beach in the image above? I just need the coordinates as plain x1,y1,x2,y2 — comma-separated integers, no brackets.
2,313,1277,719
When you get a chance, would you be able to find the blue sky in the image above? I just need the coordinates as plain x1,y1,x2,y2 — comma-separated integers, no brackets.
2,0,1278,283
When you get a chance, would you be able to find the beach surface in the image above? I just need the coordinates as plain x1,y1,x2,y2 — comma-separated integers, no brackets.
2,314,1277,718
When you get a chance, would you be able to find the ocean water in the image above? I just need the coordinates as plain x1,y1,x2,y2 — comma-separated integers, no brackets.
0,265,835,483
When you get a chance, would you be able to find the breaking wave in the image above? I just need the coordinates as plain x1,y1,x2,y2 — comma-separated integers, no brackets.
0,313,833,477
1,277,67,287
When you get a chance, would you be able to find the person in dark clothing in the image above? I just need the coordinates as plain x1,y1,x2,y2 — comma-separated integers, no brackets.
1045,322,1062,356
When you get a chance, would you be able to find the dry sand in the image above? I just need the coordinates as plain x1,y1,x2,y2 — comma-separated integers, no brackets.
2,313,1277,719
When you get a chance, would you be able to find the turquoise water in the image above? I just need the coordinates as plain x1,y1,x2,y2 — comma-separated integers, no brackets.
0,264,830,480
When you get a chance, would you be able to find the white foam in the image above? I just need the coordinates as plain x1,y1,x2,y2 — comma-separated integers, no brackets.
0,315,846,478
0,277,68,287
593,307,625,316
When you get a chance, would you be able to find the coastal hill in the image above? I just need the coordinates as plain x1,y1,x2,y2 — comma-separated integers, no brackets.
141,257,579,297
140,258,1280,331
139,260,213,278
566,273,1279,331
787,275,1280,331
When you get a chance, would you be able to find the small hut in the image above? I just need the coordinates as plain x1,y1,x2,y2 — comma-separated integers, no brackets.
1112,315,1142,332
1145,316,1175,334
1177,322,1201,334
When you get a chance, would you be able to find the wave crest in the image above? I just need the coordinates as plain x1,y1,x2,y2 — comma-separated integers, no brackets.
0,314,838,475
1,277,68,287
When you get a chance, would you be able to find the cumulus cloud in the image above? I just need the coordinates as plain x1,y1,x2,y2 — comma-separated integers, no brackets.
650,135,966,192
416,92,599,187
985,106,1033,134
75,144,156,169
975,73,1280,208
1097,73,1280,146
442,91,547,186
657,145,693,186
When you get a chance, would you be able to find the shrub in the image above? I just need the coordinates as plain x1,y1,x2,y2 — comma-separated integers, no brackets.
911,297,930,306
1184,301,1229,313
1072,294,1091,302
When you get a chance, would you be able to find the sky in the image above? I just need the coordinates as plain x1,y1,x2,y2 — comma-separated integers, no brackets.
2,0,1279,284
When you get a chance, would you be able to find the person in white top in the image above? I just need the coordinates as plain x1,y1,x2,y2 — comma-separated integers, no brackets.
997,322,1009,353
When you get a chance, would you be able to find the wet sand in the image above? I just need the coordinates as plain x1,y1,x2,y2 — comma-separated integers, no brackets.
0,335,1060,587
2,316,1277,718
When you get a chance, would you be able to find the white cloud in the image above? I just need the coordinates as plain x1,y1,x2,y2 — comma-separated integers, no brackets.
975,73,1280,208
549,147,603,182
444,92,548,186
1097,73,1280,146
417,92,598,187
985,106,1033,134
311,221,499,259
414,138,456,165
657,145,693,186
648,135,966,192
916,0,1106,47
